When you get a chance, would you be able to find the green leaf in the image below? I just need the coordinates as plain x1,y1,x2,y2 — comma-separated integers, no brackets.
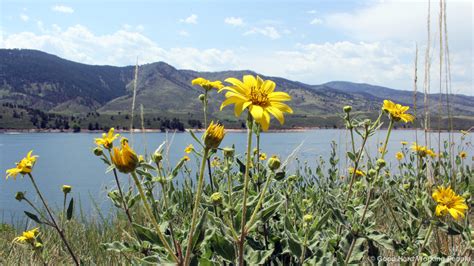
247,248,273,265
366,231,396,250
190,210,208,252
211,233,236,262
261,201,283,223
24,211,42,224
66,197,74,220
284,233,302,258
189,129,205,148
236,158,246,175
132,223,164,246
347,237,366,264
347,152,356,162
101,241,134,253
309,210,331,235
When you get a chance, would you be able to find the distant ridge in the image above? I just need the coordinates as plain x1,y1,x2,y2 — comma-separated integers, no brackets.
0,48,473,130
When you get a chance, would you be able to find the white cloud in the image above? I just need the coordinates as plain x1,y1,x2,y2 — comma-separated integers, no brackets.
0,24,236,71
310,18,322,25
307,10,317,14
20,14,29,22
51,5,74,14
178,30,189,37
244,26,281,39
0,24,471,95
180,14,198,24
224,17,244,26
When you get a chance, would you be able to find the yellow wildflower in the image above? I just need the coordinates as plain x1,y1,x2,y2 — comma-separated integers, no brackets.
183,155,190,162
111,138,139,173
349,167,366,177
259,153,267,160
185,144,194,154
459,151,467,159
13,228,39,244
220,75,293,131
411,143,435,158
6,150,38,180
395,152,404,161
95,128,119,149
192,77,224,91
432,186,468,220
401,141,408,145
204,121,225,149
382,100,414,123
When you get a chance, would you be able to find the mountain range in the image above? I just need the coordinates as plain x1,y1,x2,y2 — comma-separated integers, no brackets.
0,49,472,130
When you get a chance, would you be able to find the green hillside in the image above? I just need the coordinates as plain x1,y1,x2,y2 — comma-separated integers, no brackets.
1,49,473,130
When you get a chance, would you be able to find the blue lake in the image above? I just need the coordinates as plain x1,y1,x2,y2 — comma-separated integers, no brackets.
0,130,471,223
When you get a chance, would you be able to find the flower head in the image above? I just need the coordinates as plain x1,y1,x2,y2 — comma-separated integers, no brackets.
6,150,38,180
204,121,225,149
401,141,408,145
62,185,72,194
303,214,313,224
185,144,194,154
182,155,190,162
220,75,293,131
259,153,267,161
210,192,223,205
95,128,119,150
411,143,436,158
267,155,281,171
192,77,224,91
432,186,468,220
459,151,467,159
382,100,414,123
349,167,366,177
111,138,139,173
395,152,404,161
13,228,39,244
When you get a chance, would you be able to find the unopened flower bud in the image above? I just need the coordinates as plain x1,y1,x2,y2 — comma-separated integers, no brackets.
210,192,223,205
15,191,25,201
368,169,377,177
204,121,225,149
199,94,206,102
223,147,235,159
462,192,471,199
267,155,281,171
303,214,313,223
152,151,163,164
343,106,352,113
62,185,72,194
93,147,103,156
376,159,386,169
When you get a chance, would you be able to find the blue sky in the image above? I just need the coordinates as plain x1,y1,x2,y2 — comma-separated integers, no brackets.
1,0,472,95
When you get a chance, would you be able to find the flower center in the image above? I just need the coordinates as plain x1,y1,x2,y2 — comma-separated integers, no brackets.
249,87,269,106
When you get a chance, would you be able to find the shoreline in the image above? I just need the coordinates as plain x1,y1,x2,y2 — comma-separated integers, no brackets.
0,127,466,134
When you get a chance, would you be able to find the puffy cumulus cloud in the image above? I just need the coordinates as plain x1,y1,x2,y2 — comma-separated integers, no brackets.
51,5,74,14
180,14,198,24
20,14,29,22
224,17,244,26
309,17,323,25
325,0,472,50
0,24,237,70
244,26,281,39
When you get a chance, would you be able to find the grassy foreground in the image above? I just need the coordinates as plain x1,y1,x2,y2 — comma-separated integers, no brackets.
1,76,473,265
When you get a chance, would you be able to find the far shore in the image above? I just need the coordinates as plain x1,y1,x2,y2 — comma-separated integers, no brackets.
0,127,466,134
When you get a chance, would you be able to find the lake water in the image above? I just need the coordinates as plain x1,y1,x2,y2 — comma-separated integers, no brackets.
0,130,471,223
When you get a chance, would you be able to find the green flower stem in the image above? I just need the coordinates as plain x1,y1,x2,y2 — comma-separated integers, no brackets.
345,132,369,203
27,173,79,266
345,119,394,265
183,148,210,266
130,171,179,263
245,171,273,232
238,116,253,266
300,226,309,265
157,163,181,262
106,151,134,227
417,223,433,266
62,192,67,228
